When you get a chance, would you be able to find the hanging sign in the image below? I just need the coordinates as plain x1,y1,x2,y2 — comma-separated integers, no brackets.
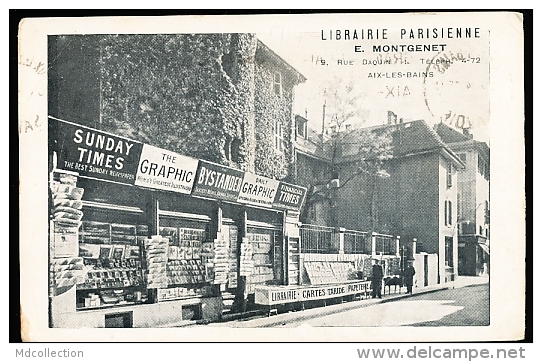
237,173,279,207
50,118,143,185
273,181,307,211
135,144,199,194
191,160,244,202
50,118,308,212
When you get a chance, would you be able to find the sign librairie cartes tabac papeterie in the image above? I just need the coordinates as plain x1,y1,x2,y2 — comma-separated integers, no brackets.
254,281,372,305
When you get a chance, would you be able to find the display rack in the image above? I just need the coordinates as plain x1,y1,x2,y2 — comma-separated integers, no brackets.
287,236,300,285
157,212,215,302
76,202,148,310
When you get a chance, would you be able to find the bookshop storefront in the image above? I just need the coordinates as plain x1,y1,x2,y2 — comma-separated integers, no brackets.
48,117,306,328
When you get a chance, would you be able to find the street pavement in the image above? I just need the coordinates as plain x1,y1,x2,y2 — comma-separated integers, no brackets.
204,275,489,328
406,283,489,326
270,283,489,327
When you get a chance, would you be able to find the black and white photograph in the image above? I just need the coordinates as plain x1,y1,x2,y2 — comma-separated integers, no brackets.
17,12,526,343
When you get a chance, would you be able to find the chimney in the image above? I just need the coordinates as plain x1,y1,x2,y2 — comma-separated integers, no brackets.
321,101,326,135
387,110,397,125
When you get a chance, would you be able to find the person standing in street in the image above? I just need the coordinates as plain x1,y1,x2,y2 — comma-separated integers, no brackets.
371,259,384,299
404,260,416,294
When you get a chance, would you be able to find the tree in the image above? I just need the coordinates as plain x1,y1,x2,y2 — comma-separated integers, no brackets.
300,77,394,232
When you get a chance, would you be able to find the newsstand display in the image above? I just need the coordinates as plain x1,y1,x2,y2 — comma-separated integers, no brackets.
76,221,147,309
49,171,86,299
157,222,217,302
74,180,150,310
155,191,220,302
48,117,307,328
245,227,283,293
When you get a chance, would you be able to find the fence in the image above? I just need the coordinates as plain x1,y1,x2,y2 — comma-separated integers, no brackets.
299,224,335,253
374,233,396,255
343,230,370,254
300,225,398,255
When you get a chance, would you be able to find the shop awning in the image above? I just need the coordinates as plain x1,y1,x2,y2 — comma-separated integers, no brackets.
479,243,490,255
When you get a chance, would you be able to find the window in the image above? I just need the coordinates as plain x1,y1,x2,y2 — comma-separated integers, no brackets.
225,136,242,163
273,71,282,97
444,200,453,226
308,203,316,222
274,120,285,151
446,162,453,188
445,236,454,267
479,226,483,235
457,191,462,220
224,136,232,161
444,201,447,226
477,154,490,180
296,118,307,139
478,155,487,176
449,201,453,226
484,200,490,224
230,138,241,163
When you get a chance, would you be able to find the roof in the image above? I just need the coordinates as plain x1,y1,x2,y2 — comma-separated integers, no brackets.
295,126,334,161
340,120,448,154
393,120,449,156
256,40,307,84
335,120,464,167
433,122,490,161
433,122,472,143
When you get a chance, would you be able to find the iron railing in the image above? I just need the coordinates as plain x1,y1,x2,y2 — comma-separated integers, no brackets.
374,233,395,255
299,226,398,255
299,224,335,253
343,230,370,254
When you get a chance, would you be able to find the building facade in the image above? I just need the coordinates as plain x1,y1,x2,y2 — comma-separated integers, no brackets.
434,123,490,276
335,120,463,283
293,115,335,226
294,119,463,284
48,34,305,177
47,33,308,328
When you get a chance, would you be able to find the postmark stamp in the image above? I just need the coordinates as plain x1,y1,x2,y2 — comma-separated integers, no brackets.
423,48,489,133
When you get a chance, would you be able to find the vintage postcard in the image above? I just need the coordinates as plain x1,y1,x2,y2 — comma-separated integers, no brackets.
18,12,525,342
